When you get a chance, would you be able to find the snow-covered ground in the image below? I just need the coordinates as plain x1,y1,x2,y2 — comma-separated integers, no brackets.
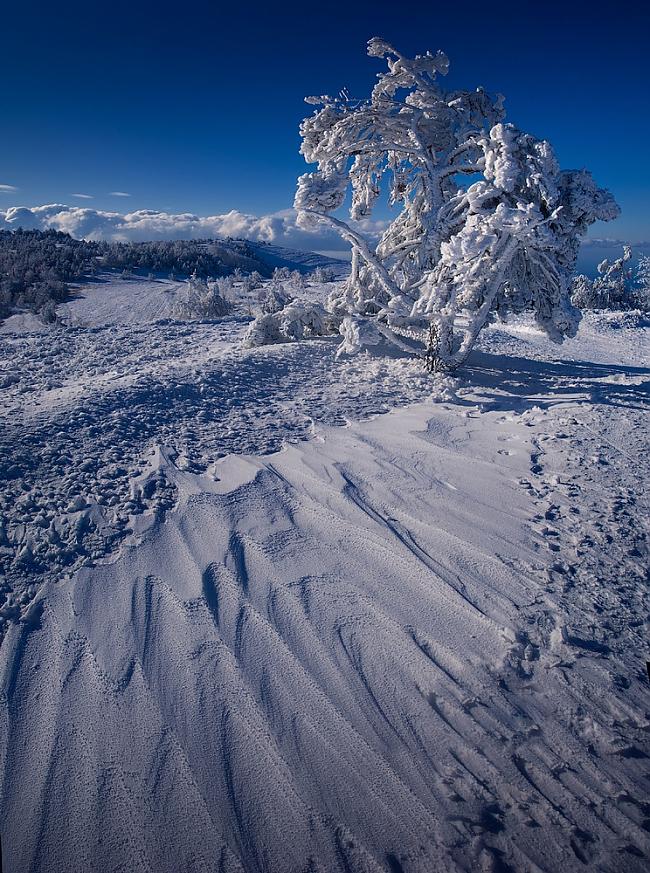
0,275,648,872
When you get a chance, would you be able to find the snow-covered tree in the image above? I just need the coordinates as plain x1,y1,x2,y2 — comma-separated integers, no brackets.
294,39,620,370
312,266,336,283
595,246,633,308
288,269,307,292
261,282,294,314
240,270,263,294
175,273,231,320
244,301,337,347
272,267,292,282
214,276,235,300
571,246,638,310
634,254,650,311
570,273,602,309
249,270,264,289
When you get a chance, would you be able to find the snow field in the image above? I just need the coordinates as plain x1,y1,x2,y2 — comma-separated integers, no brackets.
0,273,648,871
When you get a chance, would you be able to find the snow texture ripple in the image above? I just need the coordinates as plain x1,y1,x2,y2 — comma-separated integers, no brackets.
0,276,648,872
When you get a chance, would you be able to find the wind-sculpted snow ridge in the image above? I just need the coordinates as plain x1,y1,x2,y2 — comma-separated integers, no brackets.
0,275,648,871
1,362,649,872
0,277,433,634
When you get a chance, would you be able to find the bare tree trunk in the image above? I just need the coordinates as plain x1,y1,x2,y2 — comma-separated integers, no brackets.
424,322,440,372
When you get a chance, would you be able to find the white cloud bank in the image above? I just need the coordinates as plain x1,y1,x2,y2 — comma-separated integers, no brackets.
0,203,385,252
1,204,645,258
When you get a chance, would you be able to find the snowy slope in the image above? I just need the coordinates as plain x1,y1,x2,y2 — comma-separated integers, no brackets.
59,275,188,324
241,240,349,275
0,278,648,872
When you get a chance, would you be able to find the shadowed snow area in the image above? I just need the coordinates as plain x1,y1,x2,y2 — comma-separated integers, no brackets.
0,276,649,872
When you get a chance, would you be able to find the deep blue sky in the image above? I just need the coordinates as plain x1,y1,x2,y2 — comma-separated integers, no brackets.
3,0,649,240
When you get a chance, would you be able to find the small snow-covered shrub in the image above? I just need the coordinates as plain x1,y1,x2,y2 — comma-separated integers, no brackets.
288,270,307,292
214,276,234,300
571,247,646,311
39,300,60,325
240,270,263,293
244,302,338,347
336,316,385,357
261,283,294,314
336,315,426,359
312,266,336,283
174,276,232,320
272,267,292,282
243,312,284,346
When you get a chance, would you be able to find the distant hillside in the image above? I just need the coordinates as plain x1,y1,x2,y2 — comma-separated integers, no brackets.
240,240,348,275
0,229,347,319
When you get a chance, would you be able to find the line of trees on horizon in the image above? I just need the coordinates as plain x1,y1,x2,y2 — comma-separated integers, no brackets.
0,230,287,320
0,228,647,325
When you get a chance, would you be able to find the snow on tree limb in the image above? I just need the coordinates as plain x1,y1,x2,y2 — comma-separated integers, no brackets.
293,39,620,370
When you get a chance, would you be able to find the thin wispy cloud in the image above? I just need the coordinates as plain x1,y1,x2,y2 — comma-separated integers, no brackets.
582,237,650,248
72,193,94,200
0,184,18,193
109,191,131,197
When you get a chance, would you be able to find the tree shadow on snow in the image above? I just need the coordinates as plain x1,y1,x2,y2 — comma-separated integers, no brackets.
463,350,650,413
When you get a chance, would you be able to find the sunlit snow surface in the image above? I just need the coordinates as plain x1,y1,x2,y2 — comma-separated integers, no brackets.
0,275,648,872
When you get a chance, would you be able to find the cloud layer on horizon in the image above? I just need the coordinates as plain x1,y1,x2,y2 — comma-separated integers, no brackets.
0,203,379,252
0,204,646,256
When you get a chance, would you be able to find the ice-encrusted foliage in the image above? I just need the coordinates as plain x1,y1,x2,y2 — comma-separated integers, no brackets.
571,246,646,311
635,255,650,312
174,274,232,320
295,39,619,370
244,301,338,347
260,281,294,315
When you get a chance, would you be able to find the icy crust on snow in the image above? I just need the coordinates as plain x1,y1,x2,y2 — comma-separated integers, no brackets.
1,377,649,872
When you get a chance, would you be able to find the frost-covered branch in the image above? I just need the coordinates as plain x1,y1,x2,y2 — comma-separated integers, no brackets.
291,39,619,370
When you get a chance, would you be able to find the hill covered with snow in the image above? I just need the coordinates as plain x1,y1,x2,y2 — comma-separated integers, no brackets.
0,229,347,319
